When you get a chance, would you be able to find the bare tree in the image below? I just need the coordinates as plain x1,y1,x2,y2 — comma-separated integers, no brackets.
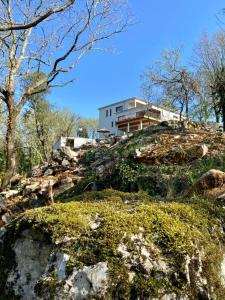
194,32,225,126
0,0,130,188
141,48,199,120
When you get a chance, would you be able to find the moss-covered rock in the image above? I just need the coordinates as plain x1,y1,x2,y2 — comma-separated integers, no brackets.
0,190,225,299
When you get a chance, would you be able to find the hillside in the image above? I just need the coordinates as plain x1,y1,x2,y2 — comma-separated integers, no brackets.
1,121,225,300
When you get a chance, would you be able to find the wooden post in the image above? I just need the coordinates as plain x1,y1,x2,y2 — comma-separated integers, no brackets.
140,120,143,130
48,180,54,205
127,122,130,133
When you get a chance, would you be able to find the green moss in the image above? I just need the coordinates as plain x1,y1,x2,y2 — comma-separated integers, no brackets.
1,189,225,298
35,276,60,300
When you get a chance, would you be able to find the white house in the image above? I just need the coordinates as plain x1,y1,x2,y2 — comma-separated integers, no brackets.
98,97,180,136
53,136,96,150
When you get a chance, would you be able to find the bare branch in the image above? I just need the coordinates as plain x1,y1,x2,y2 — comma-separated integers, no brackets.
0,0,76,31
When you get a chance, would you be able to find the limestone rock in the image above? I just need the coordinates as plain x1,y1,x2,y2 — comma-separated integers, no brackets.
6,229,52,300
61,158,70,167
60,176,73,185
61,147,78,161
44,168,54,176
23,182,40,195
0,190,19,199
54,182,74,198
31,165,43,177
52,149,63,162
57,262,108,299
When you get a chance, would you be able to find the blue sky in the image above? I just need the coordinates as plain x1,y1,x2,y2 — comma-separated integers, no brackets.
49,0,225,118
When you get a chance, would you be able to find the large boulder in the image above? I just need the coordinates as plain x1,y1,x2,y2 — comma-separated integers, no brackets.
194,169,225,199
196,169,225,191
61,147,78,162
1,192,224,299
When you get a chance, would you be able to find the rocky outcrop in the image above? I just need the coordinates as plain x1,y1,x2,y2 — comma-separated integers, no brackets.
0,145,91,225
1,122,225,299
0,190,225,299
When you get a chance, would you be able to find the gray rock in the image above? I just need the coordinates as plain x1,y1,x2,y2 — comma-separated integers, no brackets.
2,213,11,224
44,168,54,176
61,159,70,167
0,190,19,199
52,150,63,162
6,229,52,300
57,262,108,300
60,176,73,184
221,254,225,287
31,166,43,177
61,147,78,161
23,182,40,195
54,182,74,197
0,196,5,206
96,165,105,175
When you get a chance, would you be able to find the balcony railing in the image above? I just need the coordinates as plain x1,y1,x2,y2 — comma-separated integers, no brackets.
116,109,160,123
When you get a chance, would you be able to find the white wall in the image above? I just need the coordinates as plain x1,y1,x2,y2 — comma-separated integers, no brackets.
152,105,180,121
99,103,125,136
99,99,181,137
53,137,96,150
99,98,147,136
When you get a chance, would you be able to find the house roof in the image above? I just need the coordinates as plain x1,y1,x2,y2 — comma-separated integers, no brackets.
98,96,180,115
98,97,148,110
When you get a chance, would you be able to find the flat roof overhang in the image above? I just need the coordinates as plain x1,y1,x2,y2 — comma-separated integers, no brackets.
116,116,160,127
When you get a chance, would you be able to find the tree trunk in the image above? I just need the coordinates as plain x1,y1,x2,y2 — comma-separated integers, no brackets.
1,109,17,189
221,97,225,131
215,113,220,123
179,103,184,121
185,92,189,120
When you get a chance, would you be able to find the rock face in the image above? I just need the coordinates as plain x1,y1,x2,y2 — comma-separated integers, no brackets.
6,229,52,300
1,192,225,299
0,145,89,226
1,123,225,299
56,262,108,300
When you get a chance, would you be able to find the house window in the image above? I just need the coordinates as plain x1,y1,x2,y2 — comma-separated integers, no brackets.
110,108,112,116
66,138,74,148
106,109,108,117
173,115,178,119
116,106,123,113
111,121,114,127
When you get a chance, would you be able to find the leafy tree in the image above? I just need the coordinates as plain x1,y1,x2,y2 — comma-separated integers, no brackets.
24,101,80,165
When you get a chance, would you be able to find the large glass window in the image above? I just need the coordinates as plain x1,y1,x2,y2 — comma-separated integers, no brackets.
116,105,123,113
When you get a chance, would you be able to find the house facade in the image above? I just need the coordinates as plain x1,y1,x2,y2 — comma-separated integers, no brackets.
98,97,180,136
53,137,96,150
